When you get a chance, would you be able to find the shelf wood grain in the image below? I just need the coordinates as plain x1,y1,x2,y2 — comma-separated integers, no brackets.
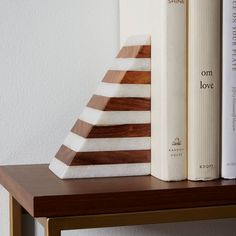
0,164,236,218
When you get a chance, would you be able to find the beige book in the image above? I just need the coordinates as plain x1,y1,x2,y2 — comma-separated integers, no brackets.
151,0,187,181
188,0,221,181
222,0,236,179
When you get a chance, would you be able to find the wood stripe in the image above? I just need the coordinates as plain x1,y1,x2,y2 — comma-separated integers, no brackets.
102,70,151,84
117,45,151,58
71,119,151,138
55,145,151,166
87,95,151,111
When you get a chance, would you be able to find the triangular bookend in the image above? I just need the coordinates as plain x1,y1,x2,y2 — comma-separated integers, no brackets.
49,35,151,179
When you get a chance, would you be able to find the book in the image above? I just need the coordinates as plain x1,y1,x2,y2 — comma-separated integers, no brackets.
222,0,236,179
188,0,221,181
49,35,151,179
151,0,187,181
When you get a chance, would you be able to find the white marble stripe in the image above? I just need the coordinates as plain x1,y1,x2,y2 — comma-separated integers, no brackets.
110,58,151,71
63,132,150,152
49,158,151,179
94,82,150,98
124,35,151,46
79,107,150,125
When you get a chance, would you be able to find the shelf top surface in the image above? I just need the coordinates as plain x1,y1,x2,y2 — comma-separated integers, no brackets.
0,164,236,218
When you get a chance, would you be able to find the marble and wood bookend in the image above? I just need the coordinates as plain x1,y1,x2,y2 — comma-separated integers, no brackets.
49,35,151,179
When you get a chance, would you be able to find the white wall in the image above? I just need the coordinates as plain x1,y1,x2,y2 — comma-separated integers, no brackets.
0,0,236,235
119,0,151,45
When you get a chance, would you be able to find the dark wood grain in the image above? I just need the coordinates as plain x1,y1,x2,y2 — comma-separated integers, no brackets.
71,120,151,138
55,146,151,166
102,71,151,84
1,165,236,218
117,45,151,58
87,95,151,111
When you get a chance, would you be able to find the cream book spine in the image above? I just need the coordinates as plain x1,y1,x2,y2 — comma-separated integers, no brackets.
188,0,221,181
222,0,236,179
151,0,187,181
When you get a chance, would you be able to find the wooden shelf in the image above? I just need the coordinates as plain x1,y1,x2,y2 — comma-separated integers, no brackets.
0,164,236,218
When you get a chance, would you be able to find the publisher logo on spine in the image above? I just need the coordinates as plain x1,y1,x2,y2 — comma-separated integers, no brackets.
172,137,182,146
169,137,184,158
168,0,184,4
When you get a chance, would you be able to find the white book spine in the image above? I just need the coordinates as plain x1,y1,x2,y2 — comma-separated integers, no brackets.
222,0,236,179
188,0,221,181
151,0,187,181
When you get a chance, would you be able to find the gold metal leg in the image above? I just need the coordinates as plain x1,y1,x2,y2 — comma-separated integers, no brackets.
45,219,61,236
36,204,236,235
38,218,61,236
10,196,22,236
17,204,236,235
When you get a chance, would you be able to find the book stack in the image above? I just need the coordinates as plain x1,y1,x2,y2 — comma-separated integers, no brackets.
151,0,236,181
49,0,236,181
